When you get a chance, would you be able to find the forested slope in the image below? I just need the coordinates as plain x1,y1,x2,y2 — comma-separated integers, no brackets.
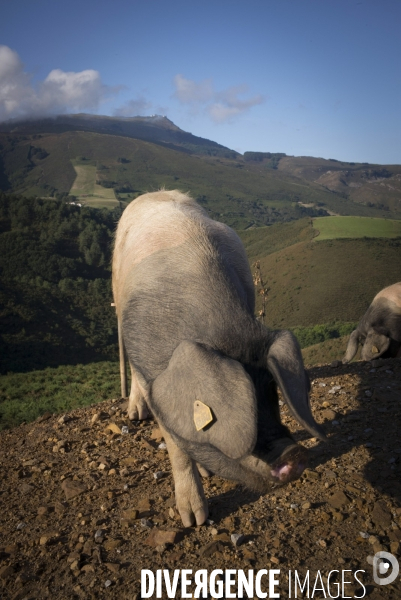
0,193,119,373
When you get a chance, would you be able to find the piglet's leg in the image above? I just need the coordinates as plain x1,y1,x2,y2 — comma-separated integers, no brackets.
159,424,208,527
127,364,149,420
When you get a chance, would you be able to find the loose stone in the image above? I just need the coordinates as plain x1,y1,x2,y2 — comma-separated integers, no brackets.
327,491,349,509
141,519,152,529
231,533,245,547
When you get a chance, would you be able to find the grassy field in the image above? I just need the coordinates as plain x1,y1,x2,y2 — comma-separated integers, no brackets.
0,362,120,430
313,216,401,240
70,162,119,208
70,164,96,195
83,183,119,208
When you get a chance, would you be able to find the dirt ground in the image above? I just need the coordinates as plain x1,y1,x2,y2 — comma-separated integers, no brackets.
0,357,400,599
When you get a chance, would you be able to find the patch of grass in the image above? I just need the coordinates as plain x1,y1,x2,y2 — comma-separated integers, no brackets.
83,197,120,209
313,216,401,240
70,164,96,195
302,336,354,366
70,163,119,208
92,183,116,200
290,322,357,349
0,362,120,430
82,182,119,209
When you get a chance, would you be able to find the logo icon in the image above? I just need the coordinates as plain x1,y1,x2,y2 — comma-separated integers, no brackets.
373,551,399,585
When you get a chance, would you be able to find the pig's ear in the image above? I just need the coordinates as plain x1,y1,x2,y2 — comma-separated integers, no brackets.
151,341,257,459
266,331,327,442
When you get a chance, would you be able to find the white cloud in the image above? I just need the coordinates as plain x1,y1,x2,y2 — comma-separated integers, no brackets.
173,74,264,123
0,46,35,120
209,85,264,123
208,103,244,122
40,69,105,112
173,74,213,104
0,45,115,122
113,97,153,117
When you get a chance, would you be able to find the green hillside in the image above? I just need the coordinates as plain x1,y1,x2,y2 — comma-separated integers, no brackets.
246,234,401,328
278,155,401,214
239,219,401,328
1,113,401,225
313,216,401,240
0,131,337,229
2,125,401,228
302,336,351,366
238,218,315,260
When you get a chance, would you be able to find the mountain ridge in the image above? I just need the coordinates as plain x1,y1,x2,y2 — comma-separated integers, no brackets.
1,114,400,226
0,113,238,158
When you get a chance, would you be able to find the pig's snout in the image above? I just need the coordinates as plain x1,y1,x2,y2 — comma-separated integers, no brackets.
269,444,308,484
239,441,308,492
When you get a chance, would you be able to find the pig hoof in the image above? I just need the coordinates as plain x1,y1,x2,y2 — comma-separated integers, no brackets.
270,445,308,483
127,398,149,420
180,504,209,527
176,491,209,527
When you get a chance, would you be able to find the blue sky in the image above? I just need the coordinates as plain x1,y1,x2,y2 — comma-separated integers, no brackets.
1,0,400,163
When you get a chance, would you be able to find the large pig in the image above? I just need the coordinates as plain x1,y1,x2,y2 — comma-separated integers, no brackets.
343,282,401,363
112,190,325,526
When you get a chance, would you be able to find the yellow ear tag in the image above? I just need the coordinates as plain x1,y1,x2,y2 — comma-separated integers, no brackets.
372,345,379,354
194,400,213,431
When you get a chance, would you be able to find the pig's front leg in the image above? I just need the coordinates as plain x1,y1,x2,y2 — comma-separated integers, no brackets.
159,424,208,527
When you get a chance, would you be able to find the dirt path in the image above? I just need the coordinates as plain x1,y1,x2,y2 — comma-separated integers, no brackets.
0,358,400,599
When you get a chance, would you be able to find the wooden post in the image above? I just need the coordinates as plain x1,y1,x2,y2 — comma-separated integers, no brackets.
111,303,128,398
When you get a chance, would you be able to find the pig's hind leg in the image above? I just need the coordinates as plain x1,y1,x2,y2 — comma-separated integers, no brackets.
127,364,150,420
159,424,209,527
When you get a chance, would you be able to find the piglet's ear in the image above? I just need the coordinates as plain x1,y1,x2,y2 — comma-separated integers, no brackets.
151,341,257,459
266,330,327,442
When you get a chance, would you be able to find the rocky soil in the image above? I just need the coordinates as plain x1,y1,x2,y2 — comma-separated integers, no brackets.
0,357,400,599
